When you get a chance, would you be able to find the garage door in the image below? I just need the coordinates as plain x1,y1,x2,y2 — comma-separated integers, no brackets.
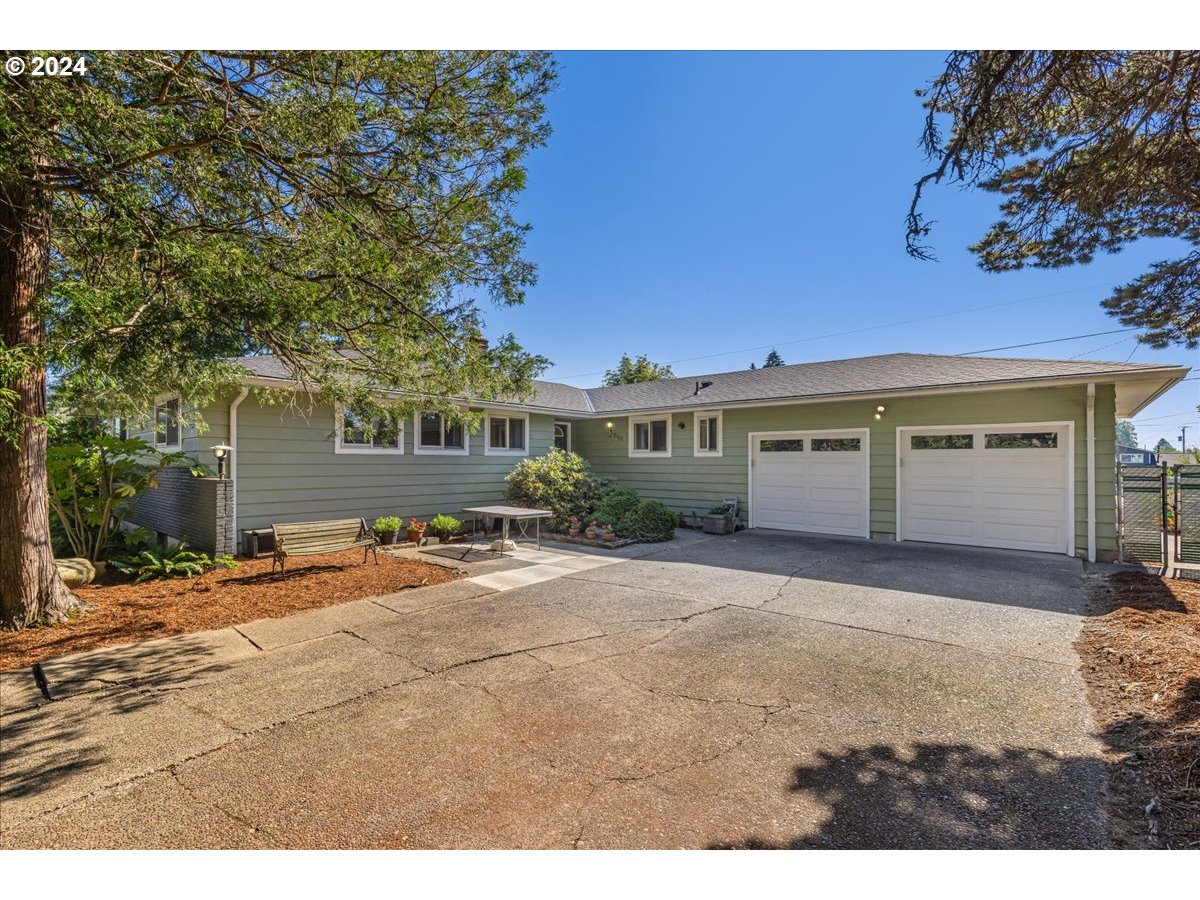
899,425,1071,554
751,430,869,537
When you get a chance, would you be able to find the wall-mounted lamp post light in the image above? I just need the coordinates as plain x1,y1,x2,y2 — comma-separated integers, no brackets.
874,405,886,421
211,444,232,479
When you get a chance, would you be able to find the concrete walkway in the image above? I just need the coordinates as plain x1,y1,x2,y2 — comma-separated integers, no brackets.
0,530,1106,848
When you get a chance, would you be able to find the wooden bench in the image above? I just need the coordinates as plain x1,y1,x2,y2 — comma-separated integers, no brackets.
271,517,378,575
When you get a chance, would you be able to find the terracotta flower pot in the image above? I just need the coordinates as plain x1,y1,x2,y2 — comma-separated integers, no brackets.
604,531,616,543
407,529,423,544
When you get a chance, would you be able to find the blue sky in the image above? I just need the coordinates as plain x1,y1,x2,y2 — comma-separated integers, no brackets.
484,51,1198,451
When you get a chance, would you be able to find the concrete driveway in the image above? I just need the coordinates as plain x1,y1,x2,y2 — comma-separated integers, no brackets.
0,530,1106,848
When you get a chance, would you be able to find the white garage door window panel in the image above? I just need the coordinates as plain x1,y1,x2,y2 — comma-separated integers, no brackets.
749,429,870,537
898,422,1074,555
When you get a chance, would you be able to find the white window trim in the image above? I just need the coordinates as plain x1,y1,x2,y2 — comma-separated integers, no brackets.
1118,452,1144,464
553,420,572,453
413,410,470,456
693,410,723,457
154,396,182,451
629,414,672,457
335,405,405,455
484,410,530,457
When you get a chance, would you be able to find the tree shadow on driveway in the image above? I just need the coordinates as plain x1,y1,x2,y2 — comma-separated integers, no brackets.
711,742,1108,849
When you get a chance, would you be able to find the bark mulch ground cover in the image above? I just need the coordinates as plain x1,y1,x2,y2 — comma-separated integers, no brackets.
1079,570,1200,849
0,550,461,671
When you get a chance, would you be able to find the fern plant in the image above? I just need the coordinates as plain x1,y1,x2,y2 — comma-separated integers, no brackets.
111,543,238,584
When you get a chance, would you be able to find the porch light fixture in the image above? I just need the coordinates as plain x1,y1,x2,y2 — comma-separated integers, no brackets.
605,421,613,430
874,405,886,421
210,444,232,479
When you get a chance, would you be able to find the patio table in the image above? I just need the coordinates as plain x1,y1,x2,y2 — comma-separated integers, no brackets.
462,505,553,556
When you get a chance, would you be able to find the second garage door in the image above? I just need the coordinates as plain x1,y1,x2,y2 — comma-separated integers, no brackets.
750,429,869,537
899,424,1072,555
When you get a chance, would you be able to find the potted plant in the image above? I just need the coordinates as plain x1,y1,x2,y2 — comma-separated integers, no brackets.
567,516,581,537
427,514,462,545
701,505,735,535
585,520,598,540
406,517,428,545
603,524,617,543
373,516,401,545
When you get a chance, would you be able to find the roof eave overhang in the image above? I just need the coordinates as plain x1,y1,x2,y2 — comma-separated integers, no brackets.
237,375,591,417
237,366,1190,419
590,368,1193,417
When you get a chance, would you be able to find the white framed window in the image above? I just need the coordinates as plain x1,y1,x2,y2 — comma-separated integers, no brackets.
414,410,469,455
694,411,723,456
154,397,181,450
553,421,571,452
336,406,404,454
484,411,529,456
629,415,671,457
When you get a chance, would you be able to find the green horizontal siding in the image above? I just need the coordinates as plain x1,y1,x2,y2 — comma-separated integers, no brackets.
233,398,563,532
575,384,1116,558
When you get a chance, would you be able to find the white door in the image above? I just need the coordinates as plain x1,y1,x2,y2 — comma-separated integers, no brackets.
900,425,1071,554
751,430,869,537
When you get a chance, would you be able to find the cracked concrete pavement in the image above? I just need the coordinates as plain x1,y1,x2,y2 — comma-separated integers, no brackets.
0,530,1107,848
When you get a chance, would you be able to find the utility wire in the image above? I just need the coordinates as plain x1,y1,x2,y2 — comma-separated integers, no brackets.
957,328,1139,356
550,283,1112,382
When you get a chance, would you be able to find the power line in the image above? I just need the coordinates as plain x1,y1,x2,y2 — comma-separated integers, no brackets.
550,283,1112,383
957,328,1138,356
1068,336,1138,359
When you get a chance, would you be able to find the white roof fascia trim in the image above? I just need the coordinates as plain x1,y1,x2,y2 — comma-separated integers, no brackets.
236,367,1190,419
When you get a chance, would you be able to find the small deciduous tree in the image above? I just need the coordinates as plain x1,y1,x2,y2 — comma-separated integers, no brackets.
602,353,676,386
908,51,1200,348
48,431,197,562
1115,419,1138,447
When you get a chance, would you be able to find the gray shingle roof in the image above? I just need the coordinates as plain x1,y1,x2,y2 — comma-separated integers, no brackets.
233,354,592,413
233,352,1184,416
580,353,1182,413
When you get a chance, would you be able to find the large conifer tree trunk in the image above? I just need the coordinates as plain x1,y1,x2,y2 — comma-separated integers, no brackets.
0,181,80,628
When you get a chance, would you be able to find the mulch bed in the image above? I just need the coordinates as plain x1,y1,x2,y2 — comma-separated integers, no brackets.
0,550,461,672
1078,570,1200,848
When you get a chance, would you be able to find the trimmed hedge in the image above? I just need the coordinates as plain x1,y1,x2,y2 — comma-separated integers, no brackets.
593,485,640,533
623,500,677,543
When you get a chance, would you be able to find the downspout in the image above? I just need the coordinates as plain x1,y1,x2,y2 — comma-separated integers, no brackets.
229,388,249,550
1086,383,1096,563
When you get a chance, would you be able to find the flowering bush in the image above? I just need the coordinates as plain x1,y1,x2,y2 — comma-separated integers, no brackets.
504,449,602,531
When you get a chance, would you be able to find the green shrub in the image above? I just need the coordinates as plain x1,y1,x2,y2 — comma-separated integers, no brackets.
594,485,640,534
373,515,402,532
47,431,196,561
623,500,677,543
111,543,239,584
428,514,463,539
505,449,602,531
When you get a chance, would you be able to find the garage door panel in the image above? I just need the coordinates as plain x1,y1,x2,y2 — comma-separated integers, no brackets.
980,490,1063,516
809,485,864,504
907,489,974,510
905,515,977,540
752,431,868,537
901,425,1069,555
